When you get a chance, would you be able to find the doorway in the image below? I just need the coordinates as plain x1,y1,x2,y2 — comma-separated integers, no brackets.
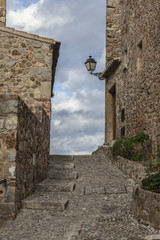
105,84,116,143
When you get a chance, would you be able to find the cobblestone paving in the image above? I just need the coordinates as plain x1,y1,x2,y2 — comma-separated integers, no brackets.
0,154,159,240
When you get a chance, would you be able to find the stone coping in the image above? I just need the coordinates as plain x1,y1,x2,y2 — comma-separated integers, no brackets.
0,26,61,45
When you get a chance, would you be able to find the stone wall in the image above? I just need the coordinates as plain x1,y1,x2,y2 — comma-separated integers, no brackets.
0,94,50,220
0,95,18,219
0,27,60,119
93,146,160,230
119,0,160,152
16,96,50,202
0,0,6,27
132,188,160,230
93,145,147,184
110,155,147,185
106,0,121,64
105,0,160,155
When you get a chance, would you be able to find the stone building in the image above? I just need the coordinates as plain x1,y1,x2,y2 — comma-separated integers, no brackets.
0,0,60,220
103,0,160,154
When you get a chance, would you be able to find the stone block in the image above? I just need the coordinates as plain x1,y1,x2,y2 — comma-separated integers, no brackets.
5,164,16,178
8,151,16,162
41,82,51,98
0,162,5,179
5,60,16,67
34,88,41,98
6,187,16,203
0,119,4,129
0,100,18,114
0,0,6,8
0,203,16,218
0,151,5,162
5,116,17,130
4,132,17,149
38,67,51,81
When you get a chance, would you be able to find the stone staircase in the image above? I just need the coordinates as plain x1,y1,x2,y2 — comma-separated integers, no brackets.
22,155,77,212
0,154,158,240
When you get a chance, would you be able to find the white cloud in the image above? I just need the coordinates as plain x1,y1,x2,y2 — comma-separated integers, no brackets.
8,4,43,31
7,0,73,32
7,0,106,154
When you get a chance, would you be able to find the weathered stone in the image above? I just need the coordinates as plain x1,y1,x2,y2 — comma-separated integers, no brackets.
12,50,21,56
0,27,60,119
8,151,16,162
35,62,45,67
104,0,160,161
0,100,18,114
0,154,159,238
5,116,17,130
0,53,4,59
0,151,5,162
4,132,17,148
41,82,51,98
0,0,61,223
8,164,16,177
132,187,160,230
0,119,4,129
6,187,16,202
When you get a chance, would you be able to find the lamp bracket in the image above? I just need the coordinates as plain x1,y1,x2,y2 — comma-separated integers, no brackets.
90,72,105,80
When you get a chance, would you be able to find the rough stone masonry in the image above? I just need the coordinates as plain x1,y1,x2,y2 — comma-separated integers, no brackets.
0,0,60,221
104,0,160,158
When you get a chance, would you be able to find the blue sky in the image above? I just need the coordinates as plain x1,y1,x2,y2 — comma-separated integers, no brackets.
20,0,39,7
7,0,106,154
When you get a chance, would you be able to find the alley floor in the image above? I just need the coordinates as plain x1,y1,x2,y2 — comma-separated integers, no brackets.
0,154,159,240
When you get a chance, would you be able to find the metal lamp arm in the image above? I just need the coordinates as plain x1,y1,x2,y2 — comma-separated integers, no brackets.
90,72,105,80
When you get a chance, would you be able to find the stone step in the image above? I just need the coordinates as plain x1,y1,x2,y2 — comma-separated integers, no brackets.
36,179,76,192
49,162,75,170
22,192,69,212
49,155,74,162
48,169,78,180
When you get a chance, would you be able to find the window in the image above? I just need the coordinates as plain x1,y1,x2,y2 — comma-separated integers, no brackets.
121,127,125,136
121,108,125,122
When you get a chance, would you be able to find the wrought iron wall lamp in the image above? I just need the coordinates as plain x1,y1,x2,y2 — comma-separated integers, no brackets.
84,56,105,80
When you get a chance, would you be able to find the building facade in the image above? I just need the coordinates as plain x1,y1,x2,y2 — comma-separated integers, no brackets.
0,0,60,220
103,0,160,155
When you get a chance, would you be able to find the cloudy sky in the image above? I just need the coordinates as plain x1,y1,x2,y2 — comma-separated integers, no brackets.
7,0,106,155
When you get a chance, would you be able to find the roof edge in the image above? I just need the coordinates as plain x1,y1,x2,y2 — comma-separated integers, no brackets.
0,26,61,45
101,59,121,79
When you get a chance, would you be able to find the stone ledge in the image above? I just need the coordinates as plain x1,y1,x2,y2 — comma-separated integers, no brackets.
93,145,147,185
111,155,147,185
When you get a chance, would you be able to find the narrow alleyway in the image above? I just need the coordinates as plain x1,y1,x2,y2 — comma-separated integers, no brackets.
0,154,159,240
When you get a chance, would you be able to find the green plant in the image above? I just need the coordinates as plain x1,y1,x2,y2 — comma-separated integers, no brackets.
157,146,160,160
130,132,149,145
110,132,149,162
142,173,160,193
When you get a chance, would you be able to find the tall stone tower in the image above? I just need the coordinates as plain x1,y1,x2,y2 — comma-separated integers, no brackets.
0,0,6,27
106,0,121,65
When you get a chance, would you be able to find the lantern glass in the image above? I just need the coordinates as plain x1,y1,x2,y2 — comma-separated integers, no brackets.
85,56,97,72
